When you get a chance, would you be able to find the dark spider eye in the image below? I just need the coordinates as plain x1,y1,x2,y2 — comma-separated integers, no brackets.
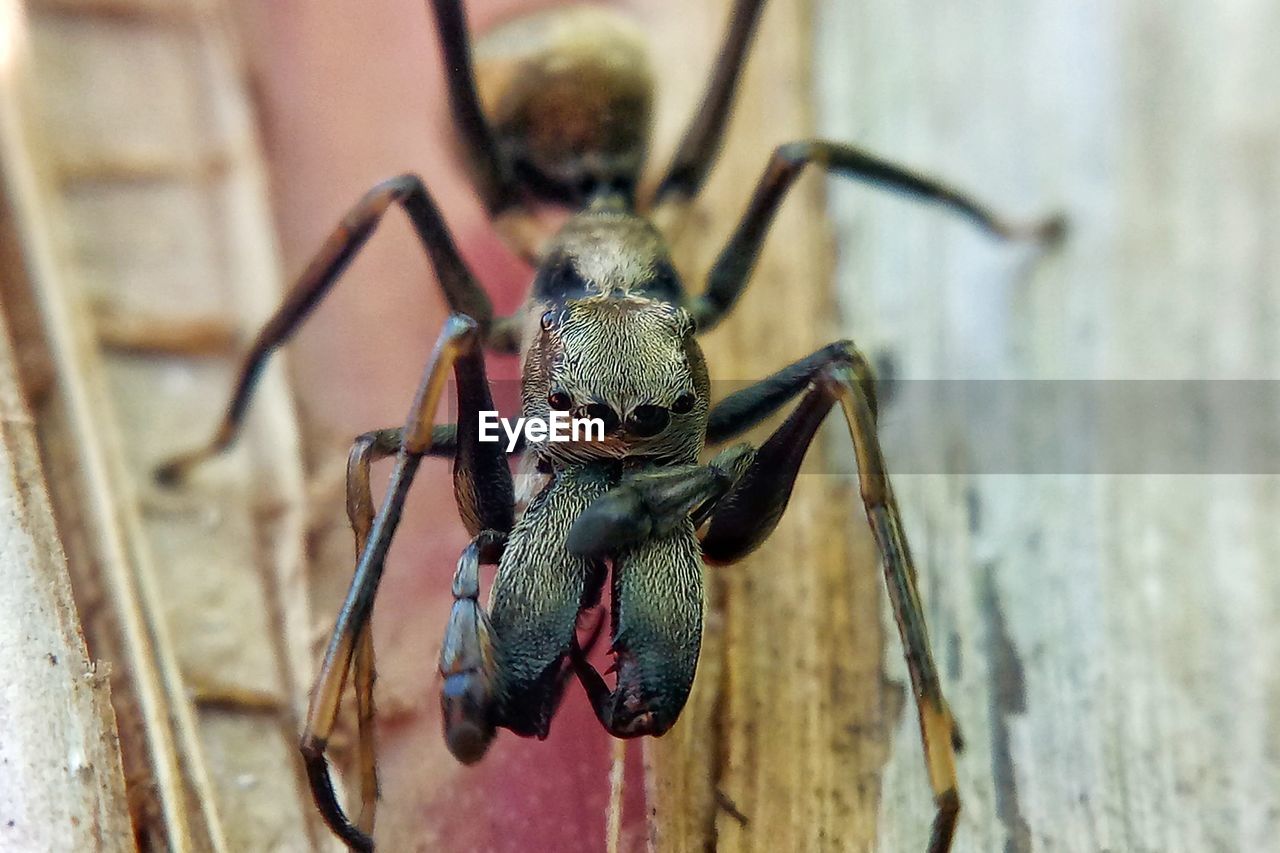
547,390,572,411
541,310,557,331
671,392,696,415
626,405,670,438
581,403,621,434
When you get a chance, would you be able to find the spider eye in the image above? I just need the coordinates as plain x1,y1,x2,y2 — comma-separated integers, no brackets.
582,403,621,434
541,310,558,331
671,392,696,415
547,390,572,411
627,405,670,438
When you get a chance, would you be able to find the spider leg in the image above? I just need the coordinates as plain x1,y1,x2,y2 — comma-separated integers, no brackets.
439,529,507,764
568,342,870,560
698,341,961,853
337,424,491,837
704,340,873,445
688,139,1067,331
352,621,377,835
343,424,527,464
301,315,513,852
565,443,755,559
648,0,768,216
428,0,519,214
565,341,883,567
341,431,388,839
156,173,515,485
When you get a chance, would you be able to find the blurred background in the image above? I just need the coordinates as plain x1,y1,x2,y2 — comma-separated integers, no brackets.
2,0,1278,851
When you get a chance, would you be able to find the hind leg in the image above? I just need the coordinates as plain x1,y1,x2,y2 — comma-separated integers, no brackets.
649,0,769,217
430,0,519,213
689,140,1065,331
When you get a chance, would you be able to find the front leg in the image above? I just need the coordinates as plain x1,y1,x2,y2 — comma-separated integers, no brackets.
300,315,513,851
699,341,962,853
565,444,755,560
439,530,507,763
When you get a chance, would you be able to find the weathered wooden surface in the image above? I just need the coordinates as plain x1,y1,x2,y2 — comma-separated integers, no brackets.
5,0,331,848
0,203,132,850
816,0,1280,851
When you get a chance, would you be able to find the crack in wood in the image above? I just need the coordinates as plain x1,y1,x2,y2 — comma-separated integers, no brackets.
704,568,735,852
980,562,1032,853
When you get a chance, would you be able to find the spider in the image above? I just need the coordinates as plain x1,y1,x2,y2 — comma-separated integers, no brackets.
160,2,1062,850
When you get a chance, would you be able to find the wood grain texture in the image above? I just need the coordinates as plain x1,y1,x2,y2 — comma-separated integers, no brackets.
816,1,1280,851
5,0,333,848
0,226,132,851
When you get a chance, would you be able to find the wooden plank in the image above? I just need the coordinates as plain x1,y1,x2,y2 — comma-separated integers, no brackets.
5,0,331,847
0,201,132,852
817,0,1280,850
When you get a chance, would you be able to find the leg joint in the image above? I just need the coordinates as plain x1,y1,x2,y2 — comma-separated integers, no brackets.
348,428,400,467
373,172,426,201
299,732,325,761
820,340,878,419
774,139,821,169
345,173,426,228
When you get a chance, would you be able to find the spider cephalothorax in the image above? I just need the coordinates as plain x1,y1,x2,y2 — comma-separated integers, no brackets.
524,297,707,465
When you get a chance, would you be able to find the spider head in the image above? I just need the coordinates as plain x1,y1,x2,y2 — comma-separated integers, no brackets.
524,295,708,464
